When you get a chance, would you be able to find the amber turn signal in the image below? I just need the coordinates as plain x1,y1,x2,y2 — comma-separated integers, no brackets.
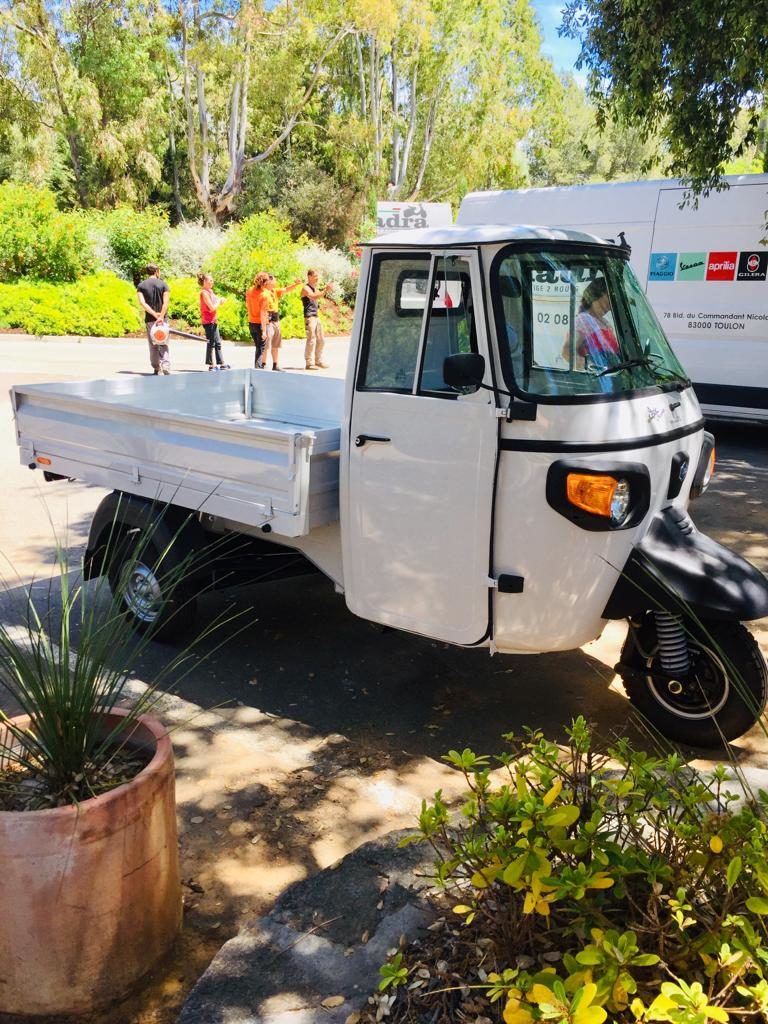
566,473,619,518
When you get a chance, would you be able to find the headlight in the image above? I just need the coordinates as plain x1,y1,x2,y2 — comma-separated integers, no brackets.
690,432,716,500
547,461,651,531
565,473,631,525
609,478,631,524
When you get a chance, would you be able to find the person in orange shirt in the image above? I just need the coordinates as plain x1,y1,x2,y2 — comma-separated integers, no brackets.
264,274,301,372
245,272,271,368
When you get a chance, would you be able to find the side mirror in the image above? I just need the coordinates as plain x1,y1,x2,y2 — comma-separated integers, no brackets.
443,352,485,390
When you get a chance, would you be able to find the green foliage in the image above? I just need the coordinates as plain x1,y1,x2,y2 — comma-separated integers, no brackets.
378,953,409,992
165,223,225,279
206,213,306,337
0,273,141,336
0,184,95,282
240,160,366,249
389,718,768,1023
101,207,170,284
561,0,768,193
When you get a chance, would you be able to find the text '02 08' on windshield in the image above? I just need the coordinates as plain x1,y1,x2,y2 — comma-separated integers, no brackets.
493,249,690,400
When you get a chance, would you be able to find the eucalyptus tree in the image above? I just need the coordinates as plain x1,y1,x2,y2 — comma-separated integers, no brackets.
0,0,170,207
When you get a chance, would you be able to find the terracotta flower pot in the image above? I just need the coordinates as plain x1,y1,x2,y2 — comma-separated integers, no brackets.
0,709,181,1015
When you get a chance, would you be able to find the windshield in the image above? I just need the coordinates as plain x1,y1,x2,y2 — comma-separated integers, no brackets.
493,248,690,399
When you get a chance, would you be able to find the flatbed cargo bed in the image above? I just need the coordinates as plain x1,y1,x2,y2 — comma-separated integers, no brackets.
11,370,344,538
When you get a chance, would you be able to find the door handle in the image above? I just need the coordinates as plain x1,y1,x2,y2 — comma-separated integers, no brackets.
354,434,391,447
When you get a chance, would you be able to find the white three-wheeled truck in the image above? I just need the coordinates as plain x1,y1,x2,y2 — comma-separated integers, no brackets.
10,225,768,745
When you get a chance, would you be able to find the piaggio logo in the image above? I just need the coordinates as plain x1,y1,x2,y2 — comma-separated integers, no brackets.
737,251,768,281
706,251,737,281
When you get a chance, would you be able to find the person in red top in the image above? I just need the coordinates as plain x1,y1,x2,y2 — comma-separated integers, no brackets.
198,273,228,370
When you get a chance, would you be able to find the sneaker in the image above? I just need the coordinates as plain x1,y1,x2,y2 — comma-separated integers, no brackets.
305,364,318,370
316,362,329,369
272,366,283,371
220,364,231,370
208,366,218,372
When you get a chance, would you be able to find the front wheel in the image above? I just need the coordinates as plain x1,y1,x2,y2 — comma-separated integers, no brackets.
620,615,768,746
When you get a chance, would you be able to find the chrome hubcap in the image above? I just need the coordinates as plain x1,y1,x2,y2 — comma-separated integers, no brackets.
122,562,163,623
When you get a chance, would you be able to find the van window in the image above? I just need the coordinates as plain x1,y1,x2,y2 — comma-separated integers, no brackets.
418,255,477,395
358,254,430,392
493,248,689,399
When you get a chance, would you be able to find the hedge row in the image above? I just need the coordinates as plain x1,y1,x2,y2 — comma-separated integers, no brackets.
0,273,317,340
0,274,141,336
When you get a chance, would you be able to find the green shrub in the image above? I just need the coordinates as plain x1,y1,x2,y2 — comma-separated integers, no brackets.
378,718,768,1024
206,215,308,338
102,207,170,284
165,223,225,279
0,273,142,336
0,184,95,282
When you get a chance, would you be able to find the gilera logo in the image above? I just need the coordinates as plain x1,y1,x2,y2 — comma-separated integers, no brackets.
737,251,768,281
706,251,737,281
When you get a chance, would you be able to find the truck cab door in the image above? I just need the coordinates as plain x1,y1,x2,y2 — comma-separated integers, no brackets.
343,249,497,645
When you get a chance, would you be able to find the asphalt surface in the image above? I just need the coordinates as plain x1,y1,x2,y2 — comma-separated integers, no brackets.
1,334,767,767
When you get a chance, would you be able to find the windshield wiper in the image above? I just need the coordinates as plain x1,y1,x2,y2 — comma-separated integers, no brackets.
596,356,653,377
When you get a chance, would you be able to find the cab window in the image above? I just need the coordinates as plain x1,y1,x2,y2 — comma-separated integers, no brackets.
418,255,477,395
358,254,429,392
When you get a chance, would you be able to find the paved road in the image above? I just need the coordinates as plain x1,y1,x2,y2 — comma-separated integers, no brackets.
1,334,767,768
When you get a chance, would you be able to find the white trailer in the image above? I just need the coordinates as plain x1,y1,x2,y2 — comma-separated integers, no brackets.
458,174,768,423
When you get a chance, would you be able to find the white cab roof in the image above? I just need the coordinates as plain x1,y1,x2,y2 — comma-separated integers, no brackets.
367,223,613,248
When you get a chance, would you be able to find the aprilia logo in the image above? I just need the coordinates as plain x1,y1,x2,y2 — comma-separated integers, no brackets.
706,252,737,281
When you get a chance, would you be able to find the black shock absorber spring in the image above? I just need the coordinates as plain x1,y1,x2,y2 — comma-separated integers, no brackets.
654,611,690,677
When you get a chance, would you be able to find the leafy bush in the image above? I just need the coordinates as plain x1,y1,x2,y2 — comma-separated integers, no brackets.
374,718,768,1024
0,184,95,282
101,207,170,284
0,273,142,336
296,243,359,306
165,223,225,279
238,159,365,249
207,212,306,338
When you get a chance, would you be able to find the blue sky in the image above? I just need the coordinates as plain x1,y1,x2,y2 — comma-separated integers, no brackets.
531,0,584,80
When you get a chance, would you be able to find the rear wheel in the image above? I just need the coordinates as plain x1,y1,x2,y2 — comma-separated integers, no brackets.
107,533,197,643
620,614,767,745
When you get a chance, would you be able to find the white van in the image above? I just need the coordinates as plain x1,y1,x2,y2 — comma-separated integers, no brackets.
458,174,768,423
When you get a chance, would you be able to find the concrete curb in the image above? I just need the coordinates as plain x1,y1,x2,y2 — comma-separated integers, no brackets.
177,831,437,1024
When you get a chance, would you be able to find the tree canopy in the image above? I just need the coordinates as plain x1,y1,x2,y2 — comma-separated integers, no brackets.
0,0,663,231
562,0,768,193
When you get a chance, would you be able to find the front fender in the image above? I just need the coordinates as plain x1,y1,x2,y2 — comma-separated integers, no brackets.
602,507,768,622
